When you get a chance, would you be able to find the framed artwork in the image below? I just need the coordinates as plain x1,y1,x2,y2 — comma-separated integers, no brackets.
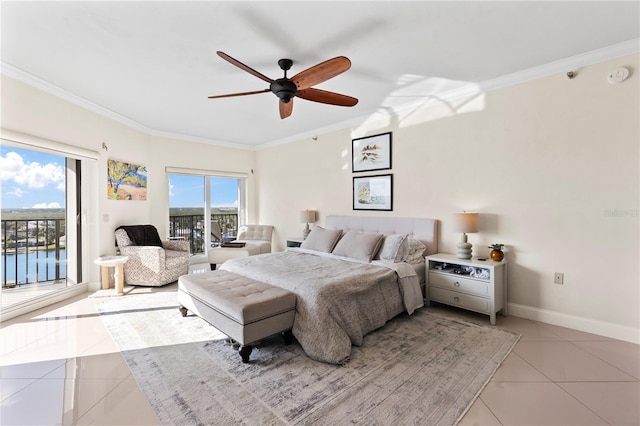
352,132,392,172
107,159,147,200
353,174,393,211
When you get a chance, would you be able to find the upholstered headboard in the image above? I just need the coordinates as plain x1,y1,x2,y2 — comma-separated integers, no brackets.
325,216,438,256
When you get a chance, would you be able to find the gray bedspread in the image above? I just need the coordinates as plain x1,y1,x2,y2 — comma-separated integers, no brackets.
220,250,423,364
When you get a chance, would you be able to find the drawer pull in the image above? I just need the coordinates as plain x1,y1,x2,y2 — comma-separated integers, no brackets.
454,281,461,287
453,296,460,303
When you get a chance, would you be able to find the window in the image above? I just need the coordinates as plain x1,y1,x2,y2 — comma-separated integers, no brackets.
168,171,246,255
1,132,95,315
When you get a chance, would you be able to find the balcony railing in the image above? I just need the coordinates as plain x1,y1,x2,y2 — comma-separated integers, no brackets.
0,213,238,288
1,219,66,289
169,213,238,255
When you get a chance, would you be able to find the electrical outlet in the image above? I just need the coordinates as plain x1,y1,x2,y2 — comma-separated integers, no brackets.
554,272,564,285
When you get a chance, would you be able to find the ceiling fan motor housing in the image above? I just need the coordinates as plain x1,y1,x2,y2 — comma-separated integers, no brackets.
270,78,298,103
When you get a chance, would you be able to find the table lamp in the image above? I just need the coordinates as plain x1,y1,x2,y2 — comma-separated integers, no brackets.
300,210,316,239
453,212,479,259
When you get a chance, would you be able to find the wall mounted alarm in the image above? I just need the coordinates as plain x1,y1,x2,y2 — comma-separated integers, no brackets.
607,67,629,84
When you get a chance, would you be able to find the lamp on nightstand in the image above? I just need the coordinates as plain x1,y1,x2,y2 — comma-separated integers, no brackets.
453,212,479,259
300,210,316,239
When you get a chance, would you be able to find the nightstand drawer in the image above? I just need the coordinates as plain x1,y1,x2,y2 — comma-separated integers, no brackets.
430,287,489,313
428,273,489,297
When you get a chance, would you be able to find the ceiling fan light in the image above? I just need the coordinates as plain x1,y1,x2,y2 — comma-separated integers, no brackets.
270,79,298,103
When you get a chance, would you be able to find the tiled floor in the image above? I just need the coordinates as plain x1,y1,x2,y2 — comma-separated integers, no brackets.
1,286,638,425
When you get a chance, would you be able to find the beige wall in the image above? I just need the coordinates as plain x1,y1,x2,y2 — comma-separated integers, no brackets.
1,76,255,287
2,52,638,342
257,54,640,342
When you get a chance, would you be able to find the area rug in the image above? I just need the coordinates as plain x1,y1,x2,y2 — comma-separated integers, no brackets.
96,289,520,425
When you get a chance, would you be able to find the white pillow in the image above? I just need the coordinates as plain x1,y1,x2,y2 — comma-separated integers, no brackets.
332,230,384,262
375,233,409,263
300,227,342,253
405,238,426,264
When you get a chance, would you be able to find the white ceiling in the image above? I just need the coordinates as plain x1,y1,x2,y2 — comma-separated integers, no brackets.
1,1,639,149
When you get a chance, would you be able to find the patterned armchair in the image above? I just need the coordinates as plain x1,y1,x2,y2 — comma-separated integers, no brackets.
115,225,190,286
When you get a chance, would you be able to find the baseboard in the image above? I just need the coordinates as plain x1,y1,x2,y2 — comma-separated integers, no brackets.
508,303,640,344
0,283,89,322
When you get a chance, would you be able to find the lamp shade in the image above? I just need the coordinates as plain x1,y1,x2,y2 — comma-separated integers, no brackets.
300,210,316,223
453,212,479,234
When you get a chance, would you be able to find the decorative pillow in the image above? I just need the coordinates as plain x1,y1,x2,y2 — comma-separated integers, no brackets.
405,238,427,264
331,230,384,262
374,233,409,263
300,227,343,253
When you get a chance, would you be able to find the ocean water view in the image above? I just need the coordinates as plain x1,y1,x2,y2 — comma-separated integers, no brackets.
2,249,67,287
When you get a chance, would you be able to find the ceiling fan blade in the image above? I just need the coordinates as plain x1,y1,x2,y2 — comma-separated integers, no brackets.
217,51,274,84
208,89,270,99
279,99,293,119
297,88,358,107
291,56,352,90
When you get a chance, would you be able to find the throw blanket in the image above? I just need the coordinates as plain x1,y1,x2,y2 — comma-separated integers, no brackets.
115,225,163,247
220,250,423,364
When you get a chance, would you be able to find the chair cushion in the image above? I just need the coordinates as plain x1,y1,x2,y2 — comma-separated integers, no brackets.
236,225,273,242
234,240,271,254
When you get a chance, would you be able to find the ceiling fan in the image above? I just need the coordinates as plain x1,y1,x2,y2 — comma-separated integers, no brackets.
208,51,358,119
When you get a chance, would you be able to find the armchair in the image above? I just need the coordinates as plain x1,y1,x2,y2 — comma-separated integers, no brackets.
234,224,274,254
207,224,273,270
115,225,190,286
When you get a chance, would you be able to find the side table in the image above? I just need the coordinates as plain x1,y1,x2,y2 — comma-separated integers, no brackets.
286,237,304,248
94,255,129,295
425,253,507,325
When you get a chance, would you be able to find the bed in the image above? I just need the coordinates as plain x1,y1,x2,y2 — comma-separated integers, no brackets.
219,215,438,364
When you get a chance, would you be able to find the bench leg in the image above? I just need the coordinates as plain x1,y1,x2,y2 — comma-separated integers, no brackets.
239,345,253,363
178,306,188,317
282,329,294,345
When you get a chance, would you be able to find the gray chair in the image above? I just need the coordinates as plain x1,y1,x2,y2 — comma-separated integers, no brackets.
115,225,190,286
207,225,274,270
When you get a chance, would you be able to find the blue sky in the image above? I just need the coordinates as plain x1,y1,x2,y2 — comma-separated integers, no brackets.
169,175,239,208
1,146,65,209
1,146,238,209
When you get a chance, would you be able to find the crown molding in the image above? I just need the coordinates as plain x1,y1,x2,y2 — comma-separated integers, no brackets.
149,129,255,151
3,38,638,150
479,38,639,92
1,62,153,135
390,38,640,117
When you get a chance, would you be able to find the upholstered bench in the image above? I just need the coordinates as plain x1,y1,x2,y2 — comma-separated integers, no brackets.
177,270,296,363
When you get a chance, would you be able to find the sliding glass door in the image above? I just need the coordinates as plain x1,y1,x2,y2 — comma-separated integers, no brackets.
168,174,244,255
1,144,84,310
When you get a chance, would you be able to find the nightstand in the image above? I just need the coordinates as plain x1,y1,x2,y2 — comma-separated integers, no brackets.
286,237,304,248
425,253,507,325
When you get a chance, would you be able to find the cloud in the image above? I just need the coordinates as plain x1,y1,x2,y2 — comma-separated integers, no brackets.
1,151,65,189
32,202,62,208
7,187,24,197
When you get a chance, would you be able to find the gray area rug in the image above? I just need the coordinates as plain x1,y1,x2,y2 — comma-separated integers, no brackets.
96,290,519,425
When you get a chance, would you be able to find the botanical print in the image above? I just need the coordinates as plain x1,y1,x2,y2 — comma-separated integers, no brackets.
107,159,147,200
352,132,392,172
